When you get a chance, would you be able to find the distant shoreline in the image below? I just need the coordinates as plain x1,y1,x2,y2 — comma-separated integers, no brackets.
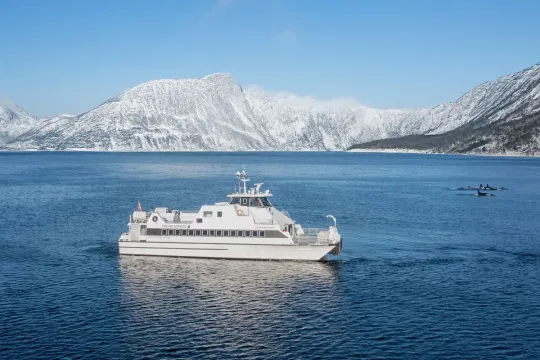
0,148,538,158
347,148,539,158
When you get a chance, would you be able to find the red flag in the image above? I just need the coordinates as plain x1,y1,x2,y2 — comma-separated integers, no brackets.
136,201,142,211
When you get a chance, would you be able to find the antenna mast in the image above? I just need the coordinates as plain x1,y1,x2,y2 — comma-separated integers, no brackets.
235,169,250,194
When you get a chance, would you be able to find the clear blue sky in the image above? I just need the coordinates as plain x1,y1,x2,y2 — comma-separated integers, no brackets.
1,0,539,117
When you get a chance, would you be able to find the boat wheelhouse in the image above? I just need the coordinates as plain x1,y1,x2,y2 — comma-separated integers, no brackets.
118,169,342,261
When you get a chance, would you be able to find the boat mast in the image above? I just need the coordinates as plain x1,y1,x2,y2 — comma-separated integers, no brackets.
236,169,250,194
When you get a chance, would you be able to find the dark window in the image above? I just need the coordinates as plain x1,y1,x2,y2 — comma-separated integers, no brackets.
217,211,222,217
250,198,267,207
230,230,236,237
196,218,202,223
242,198,248,205
182,229,187,236
188,230,194,236
260,231,265,237
210,230,215,236
223,230,229,236
203,230,208,236
217,230,222,236
203,211,212,218
243,231,249,237
253,231,259,237
140,225,147,235
168,229,174,236
195,230,201,236
175,229,180,236
260,197,272,207
147,228,161,236
161,229,167,235
229,198,240,205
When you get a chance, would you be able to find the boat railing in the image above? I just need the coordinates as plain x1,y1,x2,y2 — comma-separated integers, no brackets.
294,228,331,245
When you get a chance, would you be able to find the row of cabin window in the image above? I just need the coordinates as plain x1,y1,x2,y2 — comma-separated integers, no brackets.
157,229,266,237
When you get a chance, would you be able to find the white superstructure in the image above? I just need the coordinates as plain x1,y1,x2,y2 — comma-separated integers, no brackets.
118,170,342,261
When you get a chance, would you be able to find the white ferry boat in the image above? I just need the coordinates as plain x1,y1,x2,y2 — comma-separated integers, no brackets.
118,170,342,261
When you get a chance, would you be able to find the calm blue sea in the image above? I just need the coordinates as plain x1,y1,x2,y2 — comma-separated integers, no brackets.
1,152,539,359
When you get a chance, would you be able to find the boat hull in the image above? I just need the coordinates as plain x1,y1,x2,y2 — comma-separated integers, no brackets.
118,241,338,261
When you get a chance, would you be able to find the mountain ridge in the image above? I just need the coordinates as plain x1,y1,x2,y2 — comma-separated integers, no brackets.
3,63,540,155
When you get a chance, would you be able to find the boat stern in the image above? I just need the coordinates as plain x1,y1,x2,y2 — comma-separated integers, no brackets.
327,224,343,256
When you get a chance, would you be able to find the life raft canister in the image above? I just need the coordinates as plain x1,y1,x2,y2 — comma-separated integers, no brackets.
152,216,158,222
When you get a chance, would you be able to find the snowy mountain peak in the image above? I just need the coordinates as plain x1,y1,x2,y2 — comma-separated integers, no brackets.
0,101,40,145
201,72,236,83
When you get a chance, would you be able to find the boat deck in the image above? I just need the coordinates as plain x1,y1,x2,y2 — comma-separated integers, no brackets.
294,228,333,245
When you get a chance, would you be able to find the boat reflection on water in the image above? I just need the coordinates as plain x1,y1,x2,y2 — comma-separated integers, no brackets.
118,256,341,299
117,257,343,357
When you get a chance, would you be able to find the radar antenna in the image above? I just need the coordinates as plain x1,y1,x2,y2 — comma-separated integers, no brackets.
236,168,250,194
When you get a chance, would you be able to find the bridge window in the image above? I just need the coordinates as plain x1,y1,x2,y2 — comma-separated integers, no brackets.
260,197,272,207
230,198,240,205
249,198,262,207
203,211,212,218
242,198,248,205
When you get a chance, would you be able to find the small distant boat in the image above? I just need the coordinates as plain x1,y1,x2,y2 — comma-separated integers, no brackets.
457,186,478,191
480,186,508,191
457,184,509,191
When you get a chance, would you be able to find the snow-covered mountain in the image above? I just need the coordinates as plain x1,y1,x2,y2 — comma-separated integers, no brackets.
10,74,272,151
349,64,540,155
7,73,429,151
4,62,540,153
244,88,429,150
0,101,40,145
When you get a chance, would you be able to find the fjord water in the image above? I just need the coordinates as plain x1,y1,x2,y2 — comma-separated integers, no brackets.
1,152,539,359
